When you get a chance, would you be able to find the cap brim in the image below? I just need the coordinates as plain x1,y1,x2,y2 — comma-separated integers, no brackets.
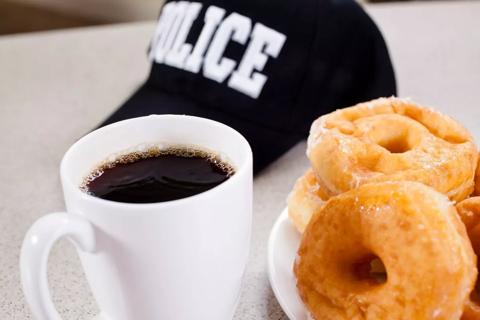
99,84,304,173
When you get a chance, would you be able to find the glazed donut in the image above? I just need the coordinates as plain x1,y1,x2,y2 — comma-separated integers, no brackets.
307,97,478,202
456,197,480,320
295,181,476,320
287,169,331,233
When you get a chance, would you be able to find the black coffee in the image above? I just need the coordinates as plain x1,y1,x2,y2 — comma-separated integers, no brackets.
82,146,234,203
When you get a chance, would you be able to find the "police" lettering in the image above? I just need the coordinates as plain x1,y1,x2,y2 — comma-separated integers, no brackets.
149,1,287,99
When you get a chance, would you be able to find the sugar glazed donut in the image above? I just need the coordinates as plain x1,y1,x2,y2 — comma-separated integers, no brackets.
295,181,476,320
307,98,478,202
287,169,331,233
456,197,480,320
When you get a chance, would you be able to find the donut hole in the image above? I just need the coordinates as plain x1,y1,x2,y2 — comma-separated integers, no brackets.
352,254,387,285
377,136,412,154
358,115,419,154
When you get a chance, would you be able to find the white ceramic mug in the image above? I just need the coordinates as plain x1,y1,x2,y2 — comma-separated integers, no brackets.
20,115,253,320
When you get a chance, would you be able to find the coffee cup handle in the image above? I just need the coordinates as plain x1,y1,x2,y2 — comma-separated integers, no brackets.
20,213,96,320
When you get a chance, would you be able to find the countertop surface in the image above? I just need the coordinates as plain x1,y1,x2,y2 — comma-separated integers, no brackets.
1,1,480,319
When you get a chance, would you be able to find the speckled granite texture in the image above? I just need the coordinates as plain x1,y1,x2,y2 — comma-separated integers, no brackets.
1,2,480,319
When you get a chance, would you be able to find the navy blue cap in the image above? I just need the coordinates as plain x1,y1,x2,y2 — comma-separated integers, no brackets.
101,0,396,173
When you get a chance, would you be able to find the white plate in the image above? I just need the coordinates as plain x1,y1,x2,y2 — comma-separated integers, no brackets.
268,208,309,320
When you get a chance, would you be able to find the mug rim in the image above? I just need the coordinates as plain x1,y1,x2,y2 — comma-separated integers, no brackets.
60,114,253,210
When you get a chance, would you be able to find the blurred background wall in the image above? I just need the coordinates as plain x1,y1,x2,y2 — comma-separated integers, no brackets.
0,0,428,35
0,0,164,35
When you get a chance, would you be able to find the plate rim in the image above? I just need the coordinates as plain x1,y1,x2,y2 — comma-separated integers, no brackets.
268,207,305,320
